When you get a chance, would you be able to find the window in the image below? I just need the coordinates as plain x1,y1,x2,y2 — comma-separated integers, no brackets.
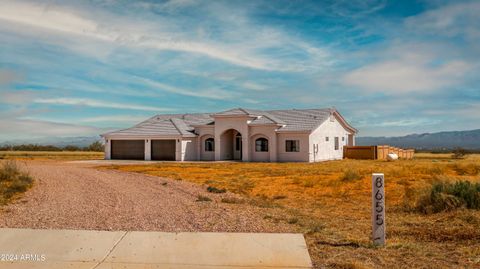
235,134,241,151
342,137,345,141
334,137,339,150
255,138,268,152
325,136,329,142
204,138,214,152
286,140,300,152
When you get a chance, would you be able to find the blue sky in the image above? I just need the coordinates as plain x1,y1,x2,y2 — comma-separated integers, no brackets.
0,0,479,140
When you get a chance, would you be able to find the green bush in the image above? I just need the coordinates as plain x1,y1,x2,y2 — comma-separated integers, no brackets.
0,160,33,203
417,180,480,214
340,169,362,181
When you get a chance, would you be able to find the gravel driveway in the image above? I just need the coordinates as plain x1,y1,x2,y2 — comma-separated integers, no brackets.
0,161,291,233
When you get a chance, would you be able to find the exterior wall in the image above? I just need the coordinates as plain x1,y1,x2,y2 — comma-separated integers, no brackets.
104,138,111,160
103,112,356,163
249,125,277,162
195,126,215,161
181,138,197,161
309,115,353,162
276,133,310,162
199,134,215,161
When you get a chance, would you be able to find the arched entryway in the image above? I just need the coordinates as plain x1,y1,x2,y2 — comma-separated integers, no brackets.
220,129,242,161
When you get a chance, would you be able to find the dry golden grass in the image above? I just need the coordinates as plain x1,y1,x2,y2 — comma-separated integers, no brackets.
0,151,104,161
103,153,480,268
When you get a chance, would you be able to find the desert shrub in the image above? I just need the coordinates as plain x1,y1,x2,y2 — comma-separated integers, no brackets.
451,163,480,176
0,160,33,203
196,195,212,202
221,197,244,204
340,169,362,181
207,186,226,193
452,147,469,159
416,180,480,214
85,141,104,152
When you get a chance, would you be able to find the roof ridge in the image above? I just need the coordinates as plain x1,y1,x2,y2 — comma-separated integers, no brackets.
170,118,186,135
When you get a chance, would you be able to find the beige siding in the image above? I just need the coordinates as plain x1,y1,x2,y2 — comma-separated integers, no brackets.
277,133,310,162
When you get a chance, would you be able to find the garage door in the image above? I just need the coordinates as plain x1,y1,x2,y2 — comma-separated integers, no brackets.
111,140,145,160
151,140,176,161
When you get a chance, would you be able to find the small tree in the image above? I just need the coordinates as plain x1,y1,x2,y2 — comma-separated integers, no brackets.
86,141,104,152
452,147,468,159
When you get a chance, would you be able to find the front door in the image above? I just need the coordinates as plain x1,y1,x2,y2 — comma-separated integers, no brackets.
235,135,242,160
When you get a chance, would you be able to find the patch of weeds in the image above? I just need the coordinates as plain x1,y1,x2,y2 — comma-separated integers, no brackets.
272,195,287,200
401,182,417,211
291,177,301,185
303,179,315,188
327,261,369,269
0,160,34,204
249,195,279,208
196,195,212,202
221,197,244,204
306,221,325,234
427,166,445,176
340,169,362,181
452,163,480,176
416,179,480,214
287,217,299,224
207,186,226,193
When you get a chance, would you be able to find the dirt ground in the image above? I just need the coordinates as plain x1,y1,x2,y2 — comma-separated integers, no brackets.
0,161,291,233
2,155,480,269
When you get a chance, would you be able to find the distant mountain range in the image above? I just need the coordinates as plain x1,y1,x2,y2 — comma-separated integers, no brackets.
0,136,102,148
0,129,479,150
357,129,480,150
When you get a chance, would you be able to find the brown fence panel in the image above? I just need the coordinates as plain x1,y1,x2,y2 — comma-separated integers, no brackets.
344,146,377,160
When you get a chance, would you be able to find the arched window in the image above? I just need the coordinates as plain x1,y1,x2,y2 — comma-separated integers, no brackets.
204,138,214,152
255,138,268,152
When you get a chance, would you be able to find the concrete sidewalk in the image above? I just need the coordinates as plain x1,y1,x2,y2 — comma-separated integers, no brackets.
0,228,312,268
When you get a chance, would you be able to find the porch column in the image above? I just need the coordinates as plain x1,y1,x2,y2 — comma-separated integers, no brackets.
214,137,221,161
269,134,277,162
144,139,151,161
242,137,249,161
175,139,182,161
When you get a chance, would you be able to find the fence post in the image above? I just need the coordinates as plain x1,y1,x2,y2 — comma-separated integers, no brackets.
372,173,386,246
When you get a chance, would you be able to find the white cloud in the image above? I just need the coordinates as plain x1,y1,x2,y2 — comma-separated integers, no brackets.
242,82,267,91
34,97,170,112
0,90,38,105
0,0,331,72
136,77,237,100
0,118,102,139
405,2,480,41
79,115,149,123
342,51,470,93
0,69,20,85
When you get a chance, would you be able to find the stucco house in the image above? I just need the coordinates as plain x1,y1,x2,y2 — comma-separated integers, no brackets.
101,107,357,162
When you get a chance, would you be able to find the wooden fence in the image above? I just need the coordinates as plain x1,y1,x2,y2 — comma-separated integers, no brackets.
344,145,414,160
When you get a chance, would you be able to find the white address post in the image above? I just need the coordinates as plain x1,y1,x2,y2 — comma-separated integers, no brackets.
372,173,386,246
